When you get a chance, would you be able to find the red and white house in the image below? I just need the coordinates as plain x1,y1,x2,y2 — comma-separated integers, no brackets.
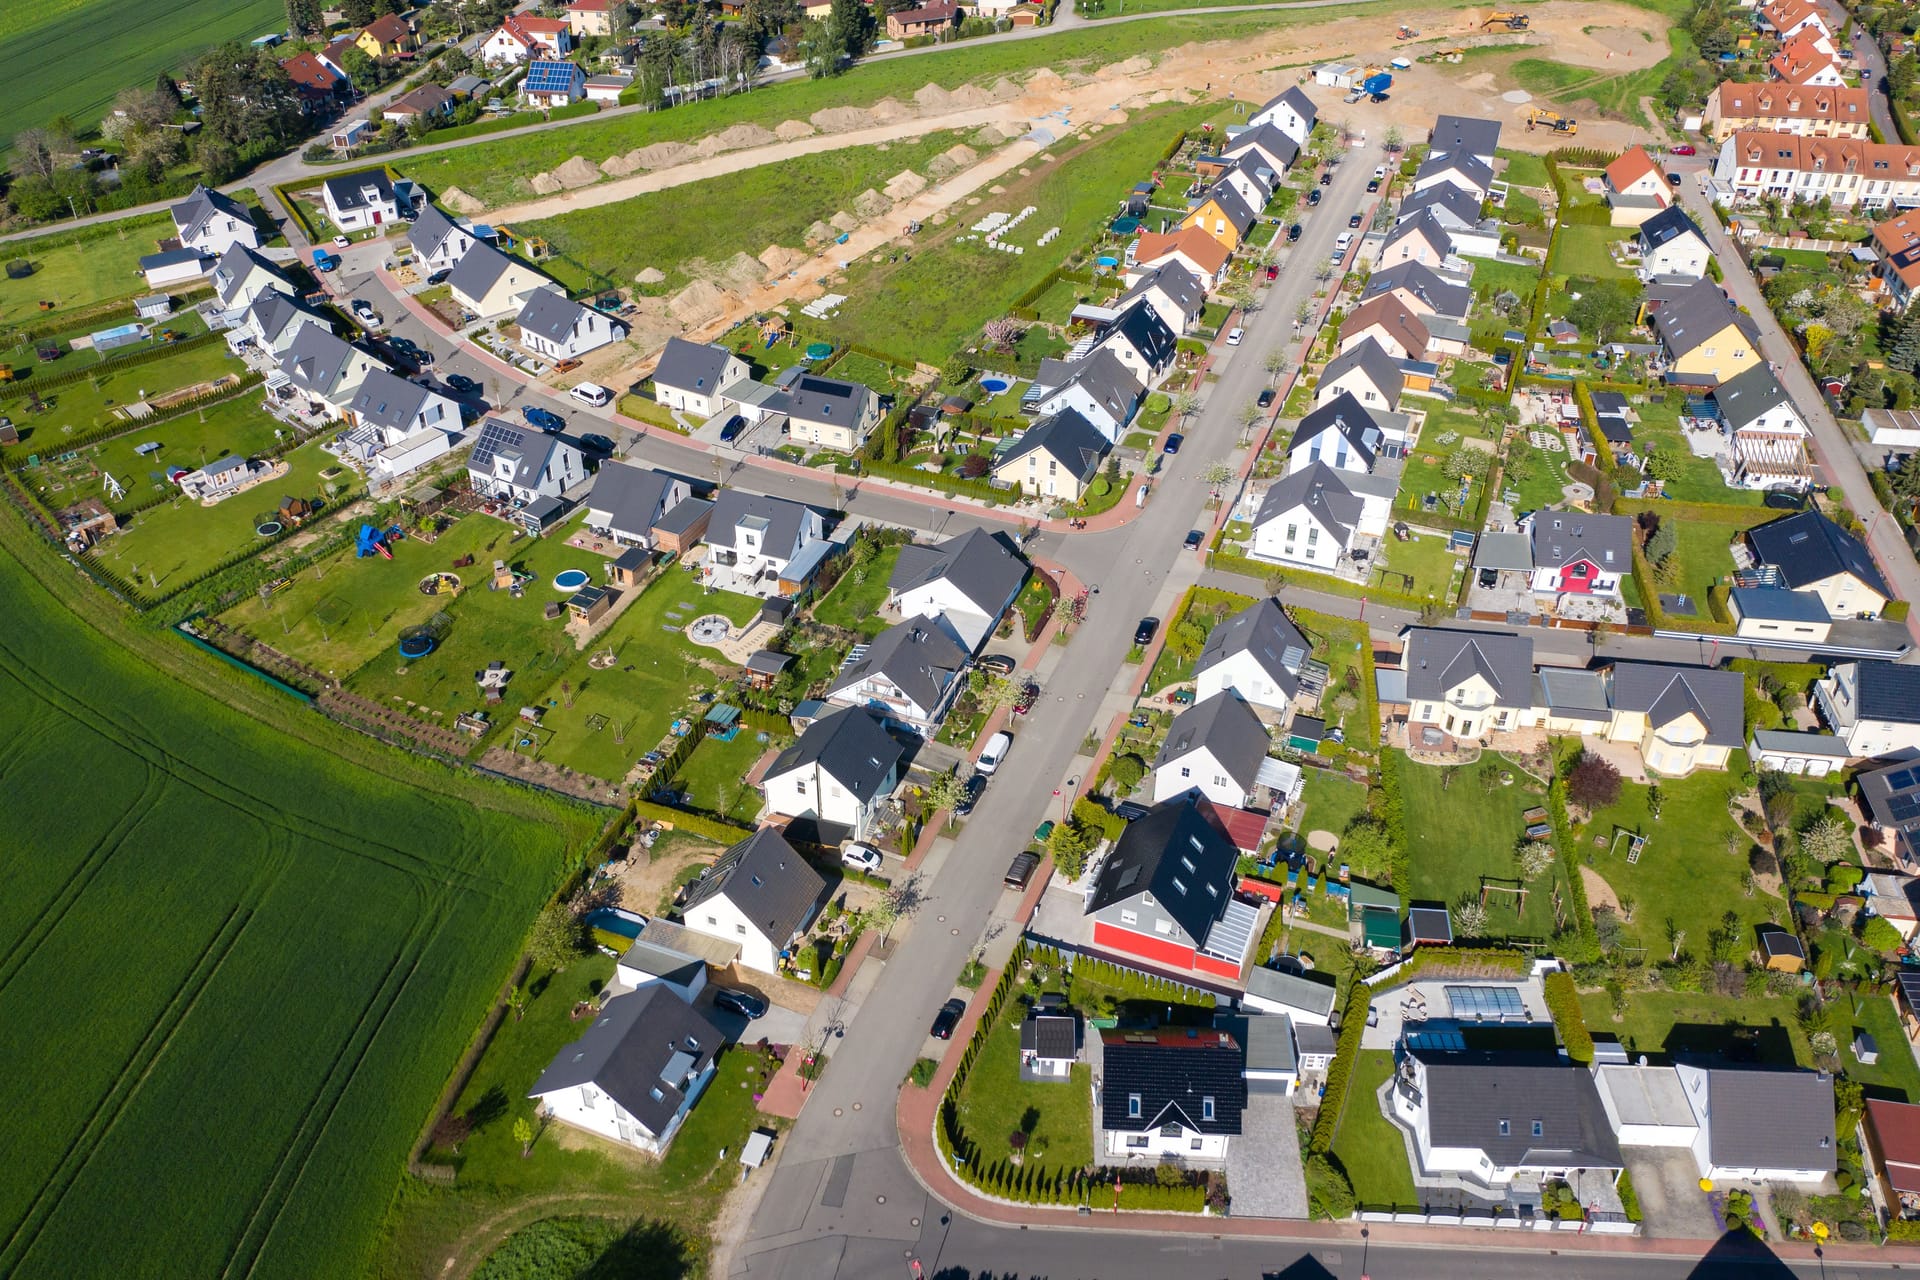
1525,511,1634,601
1761,0,1835,54
480,13,573,66
1770,32,1846,87
1084,797,1257,981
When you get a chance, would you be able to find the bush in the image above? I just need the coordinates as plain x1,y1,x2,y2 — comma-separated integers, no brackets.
1566,751,1622,810
1305,1153,1356,1219
1543,971,1593,1064
1308,985,1372,1154
1615,1168,1642,1222
1864,916,1905,953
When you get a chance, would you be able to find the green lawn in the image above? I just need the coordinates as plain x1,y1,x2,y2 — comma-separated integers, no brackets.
1299,769,1367,839
1469,257,1543,307
66,392,287,515
1,323,233,441
1654,519,1744,612
1510,13,1694,119
811,543,900,636
0,213,172,326
954,990,1093,1178
1377,533,1462,608
1395,752,1565,940
1553,226,1636,280
1332,1051,1419,1209
1579,989,1809,1067
1631,396,1767,505
672,731,776,825
1497,150,1552,188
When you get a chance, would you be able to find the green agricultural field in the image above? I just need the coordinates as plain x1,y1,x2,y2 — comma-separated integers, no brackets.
1394,751,1567,941
0,0,283,145
529,133,967,297
0,213,172,325
0,526,586,1279
829,101,1216,364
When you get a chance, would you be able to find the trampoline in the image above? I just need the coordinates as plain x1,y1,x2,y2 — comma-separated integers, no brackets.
804,342,834,360
255,520,283,537
979,376,1011,394
397,632,437,659
553,568,590,592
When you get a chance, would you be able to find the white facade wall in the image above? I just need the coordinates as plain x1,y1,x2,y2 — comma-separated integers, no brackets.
1194,651,1295,714
534,1065,714,1155
1151,746,1249,808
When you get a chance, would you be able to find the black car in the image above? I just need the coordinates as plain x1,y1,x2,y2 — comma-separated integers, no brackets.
425,269,451,285
954,773,986,817
1257,388,1276,408
1666,172,1681,186
1163,432,1183,454
445,373,480,395
1348,213,1364,229
579,433,616,455
1306,189,1321,207
1366,179,1380,193
1286,224,1302,242
930,997,966,1040
522,405,565,432
1134,617,1159,646
714,988,769,1019
1184,529,1205,550
392,336,430,366
1319,172,1333,186
719,413,746,442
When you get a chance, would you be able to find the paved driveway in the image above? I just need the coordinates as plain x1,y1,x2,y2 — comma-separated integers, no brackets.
1228,1088,1308,1219
1622,1148,1719,1240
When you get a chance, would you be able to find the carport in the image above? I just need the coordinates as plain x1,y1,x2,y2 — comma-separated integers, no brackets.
1468,531,1536,614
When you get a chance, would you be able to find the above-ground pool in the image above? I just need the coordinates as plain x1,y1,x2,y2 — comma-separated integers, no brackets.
805,342,834,360
979,376,1011,395
553,568,590,592
254,521,282,537
1095,255,1119,268
585,906,645,939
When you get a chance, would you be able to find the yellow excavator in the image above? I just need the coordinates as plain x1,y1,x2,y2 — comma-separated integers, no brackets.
1483,10,1530,29
1526,107,1577,134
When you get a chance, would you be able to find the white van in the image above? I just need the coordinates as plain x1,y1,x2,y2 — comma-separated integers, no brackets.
569,382,612,407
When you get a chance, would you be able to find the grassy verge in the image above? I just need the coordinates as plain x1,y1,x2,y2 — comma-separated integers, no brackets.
1330,1050,1419,1208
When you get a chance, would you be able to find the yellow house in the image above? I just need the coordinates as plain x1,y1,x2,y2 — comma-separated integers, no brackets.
1744,509,1893,621
803,1,834,17
1402,629,1537,743
1603,663,1744,776
1649,281,1761,385
992,409,1108,503
1178,181,1257,253
356,13,418,58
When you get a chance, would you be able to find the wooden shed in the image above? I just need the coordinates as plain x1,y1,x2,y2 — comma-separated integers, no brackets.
1759,926,1806,974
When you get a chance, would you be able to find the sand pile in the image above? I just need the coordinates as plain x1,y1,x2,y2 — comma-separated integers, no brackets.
720,252,765,291
442,186,487,215
926,142,979,179
970,124,1009,147
529,171,563,195
988,184,1007,195
1024,68,1067,94
692,133,729,159
885,169,927,201
948,83,991,108
601,152,642,176
804,220,835,245
669,280,728,325
853,188,892,219
812,105,871,132
776,119,817,141
634,266,667,285
987,77,1021,101
829,210,859,233
712,123,777,151
1107,110,1130,125
914,83,954,111
759,244,808,274
868,97,911,124
1111,55,1152,76
631,140,698,169
553,156,601,189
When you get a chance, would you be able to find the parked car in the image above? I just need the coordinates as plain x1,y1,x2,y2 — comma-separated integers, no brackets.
1225,327,1244,346
1348,213,1364,229
332,234,351,249
350,299,379,326
930,997,966,1040
579,433,615,455
1366,179,1380,193
1318,172,1333,186
841,843,884,873
1670,144,1697,156
445,373,480,395
1258,387,1276,408
1666,172,1681,186
1004,851,1041,890
976,653,1017,679
521,405,565,432
1306,189,1321,206
1184,528,1205,550
954,773,985,817
391,336,429,366
977,730,1012,775
1164,432,1183,453
425,268,451,285
713,988,769,1019
569,382,612,407
1013,681,1040,715
719,413,746,442
1134,616,1159,645
1266,263,1279,280
1286,224,1302,243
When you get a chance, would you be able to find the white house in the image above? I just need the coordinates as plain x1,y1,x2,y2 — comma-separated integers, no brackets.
1389,1050,1624,1191
466,417,585,503
344,366,460,478
1674,1064,1837,1184
1316,339,1404,415
527,984,723,1155
678,826,826,974
516,288,628,361
1099,1026,1245,1161
1525,511,1633,602
522,58,588,107
1116,261,1207,335
237,289,334,358
408,203,476,274
1247,85,1317,147
1746,510,1892,618
1637,206,1712,280
613,938,709,1004
1151,689,1271,808
825,616,969,732
759,704,905,840
885,527,1027,653
278,325,384,418
170,185,258,256
210,243,294,320
583,462,691,547
653,338,749,419
1251,463,1364,571
1286,392,1389,477
1712,363,1811,491
321,168,400,231
1092,300,1177,390
991,408,1111,502
447,242,560,320
1019,1012,1079,1081
787,373,881,453
701,489,828,598
481,13,572,65
1817,661,1920,759
1028,349,1143,443
1192,596,1311,715
1403,627,1536,742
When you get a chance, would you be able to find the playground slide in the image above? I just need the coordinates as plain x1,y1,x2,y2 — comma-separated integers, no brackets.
376,541,392,559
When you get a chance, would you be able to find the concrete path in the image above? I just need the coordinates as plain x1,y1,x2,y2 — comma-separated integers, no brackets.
1228,1091,1309,1219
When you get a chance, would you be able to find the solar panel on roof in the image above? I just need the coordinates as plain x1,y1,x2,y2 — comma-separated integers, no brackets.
1891,796,1920,821
1280,645,1306,670
1889,769,1918,790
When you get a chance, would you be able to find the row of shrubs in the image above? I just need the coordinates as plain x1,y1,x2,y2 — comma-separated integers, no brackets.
1542,971,1593,1065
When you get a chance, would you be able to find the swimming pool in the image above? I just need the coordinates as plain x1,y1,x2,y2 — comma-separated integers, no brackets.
585,906,646,939
980,376,1011,394
553,568,591,591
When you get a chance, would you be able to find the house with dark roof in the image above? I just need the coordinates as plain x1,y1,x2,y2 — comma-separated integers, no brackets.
1404,627,1536,742
1286,392,1388,477
1361,260,1473,324
1222,122,1300,176
1650,280,1761,386
679,826,826,973
1378,211,1458,274
1710,364,1811,492
170,185,257,256
1117,261,1207,335
278,325,384,418
1601,662,1745,775
209,243,293,322
1857,759,1920,868
528,984,724,1155
584,462,694,548
1637,206,1711,279
653,337,750,419
1084,796,1257,980
1748,727,1850,778
1390,1049,1623,1193
1193,597,1310,715
1020,1007,1079,1081
521,58,587,107
1412,152,1496,201
1180,180,1258,251
139,246,212,289
1524,510,1633,601
1251,462,1365,573
238,288,334,357
1152,690,1272,809
825,616,969,731
761,705,903,840
787,374,880,453
992,408,1111,502
1315,338,1405,417
1092,299,1178,389
887,527,1028,652
1100,1025,1246,1160
701,489,828,598
1429,114,1502,165
321,168,399,231
356,12,419,57
1817,661,1920,758
1728,585,1832,643
344,366,461,478
516,288,628,362
448,241,559,320
382,83,456,125
1675,1064,1836,1182
466,417,585,507
409,203,476,274
1028,348,1143,442
1745,510,1892,619
1247,85,1317,146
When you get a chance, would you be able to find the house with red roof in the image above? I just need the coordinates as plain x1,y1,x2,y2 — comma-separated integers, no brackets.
1603,145,1671,226
281,51,350,111
1770,31,1846,86
481,13,573,66
1863,1099,1920,1220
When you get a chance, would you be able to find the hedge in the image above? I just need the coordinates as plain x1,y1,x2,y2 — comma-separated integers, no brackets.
1307,983,1374,1155
1615,1168,1642,1222
858,457,1003,503
1378,750,1409,892
1546,775,1598,950
630,799,751,845
1543,971,1593,1064
1888,1218,1920,1243
1572,381,1616,473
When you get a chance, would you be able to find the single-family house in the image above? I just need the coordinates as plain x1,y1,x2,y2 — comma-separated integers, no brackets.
1210,158,1275,212
886,0,961,38
1412,152,1496,201
1703,82,1872,142
407,204,476,276
466,417,585,504
701,490,828,598
321,168,400,231
527,984,723,1155
1092,300,1178,389
522,59,588,107
1602,662,1746,775
1360,260,1472,324
482,13,572,65
1650,280,1760,385
760,705,904,840
1247,86,1318,147
282,50,351,110
278,325,383,417
344,366,460,476
1817,661,1920,758
1404,627,1536,742
1675,1064,1836,1183
1711,363,1811,491
210,243,293,319
1637,206,1711,279
1873,208,1920,310
653,337,749,418
1222,123,1301,177
614,937,708,1004
1340,295,1431,363
1315,338,1403,414
583,462,693,548
1603,146,1672,225
1729,587,1833,642
1860,760,1920,867
1390,1050,1624,1192
1180,180,1258,251
1100,1026,1245,1160
1770,31,1846,86
566,0,620,37
382,84,455,124
1251,463,1372,571
239,289,334,358
516,289,628,362
992,408,1110,501
1192,596,1310,715
1762,0,1835,50
787,374,881,452
170,185,257,257
825,616,969,731
1526,511,1632,602
1152,690,1271,808
1020,1011,1079,1081
1863,1099,1920,1218
1745,509,1892,618
679,826,825,974
1428,114,1502,166
1116,261,1207,335
447,242,559,320
1396,183,1486,237
886,527,1028,653
1287,392,1389,476
1127,227,1232,290
1028,349,1144,442
1084,795,1257,980
1378,212,1457,271
356,13,418,58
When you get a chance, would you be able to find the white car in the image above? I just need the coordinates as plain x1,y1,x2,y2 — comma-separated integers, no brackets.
841,843,884,873
332,234,351,249
1225,327,1244,347
569,382,612,407
976,730,1012,775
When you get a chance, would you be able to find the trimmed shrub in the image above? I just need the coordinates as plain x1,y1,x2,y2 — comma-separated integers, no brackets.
1543,971,1593,1064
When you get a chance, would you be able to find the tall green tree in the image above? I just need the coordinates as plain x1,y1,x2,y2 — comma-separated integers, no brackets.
285,0,323,36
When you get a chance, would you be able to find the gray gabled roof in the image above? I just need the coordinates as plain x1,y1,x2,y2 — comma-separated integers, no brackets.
1255,85,1318,130
1528,511,1633,576
831,616,967,714
707,488,815,559
1087,796,1238,944
1118,260,1206,323
764,704,902,801
1414,152,1494,193
1404,628,1534,705
653,336,738,396
409,202,465,259
998,408,1110,482
1255,462,1362,547
681,826,826,947
1317,339,1403,411
1746,510,1891,599
1102,298,1178,372
1397,182,1484,231
516,287,588,343
1712,362,1794,432
528,984,724,1138
446,241,518,302
1291,392,1385,467
1651,279,1759,358
171,184,250,241
321,167,395,212
1607,662,1745,748
1193,596,1309,696
1639,204,1707,253
1154,689,1270,792
247,289,330,344
587,461,675,534
788,373,875,428
1414,1050,1622,1171
1224,122,1300,170
1362,261,1472,322
1429,114,1502,162
886,526,1028,618
280,325,374,397
1700,1069,1836,1172
1384,209,1456,260
1049,347,1143,423
1244,965,1338,1018
469,416,566,489
212,242,292,307
347,365,433,431
1194,179,1258,237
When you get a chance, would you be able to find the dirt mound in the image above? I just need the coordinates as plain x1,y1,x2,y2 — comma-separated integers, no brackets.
631,140,698,169
719,251,766,292
1110,55,1152,76
987,77,1022,102
691,133,729,159
669,279,729,325
529,171,564,195
970,124,1009,147
601,152,642,176
812,105,872,132
829,210,859,233
759,244,808,275
926,142,980,179
947,83,990,108
853,188,892,219
1107,110,1130,125
804,220,835,245
712,123,777,151
884,169,927,201
553,156,601,189
914,83,954,112
1023,68,1067,95
634,266,667,285
776,119,817,141
868,96,912,123
442,186,486,215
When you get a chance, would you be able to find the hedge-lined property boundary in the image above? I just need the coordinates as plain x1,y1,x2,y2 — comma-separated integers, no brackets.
1543,970,1592,1064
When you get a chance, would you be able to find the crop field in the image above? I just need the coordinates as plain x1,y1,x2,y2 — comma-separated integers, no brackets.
0,532,584,1278
0,0,283,145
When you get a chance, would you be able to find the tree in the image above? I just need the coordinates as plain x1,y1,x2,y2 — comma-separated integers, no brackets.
958,452,992,479
981,317,1020,353
1566,281,1636,344
1800,815,1854,864
286,0,323,36
1890,454,1920,515
1566,752,1621,810
341,44,378,87
431,1111,474,1151
1166,618,1207,660
1108,752,1146,792
1644,518,1677,566
1443,446,1490,484
1046,819,1097,880
11,128,59,184
512,1115,535,1157
924,769,969,815
1514,840,1555,881
1173,390,1200,424
529,903,587,972
1304,1153,1354,1219
505,984,528,1021
1337,816,1394,883
1263,351,1286,383
1864,915,1905,953
1202,460,1235,488
1453,895,1490,938
343,0,377,22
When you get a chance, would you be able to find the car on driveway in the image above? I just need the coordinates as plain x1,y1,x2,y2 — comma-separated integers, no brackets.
445,373,479,396
930,997,966,1040
714,988,769,1019
425,268,451,286
1164,432,1183,453
954,773,985,816
1184,528,1205,550
1134,616,1159,645
1258,387,1276,408
1670,144,1696,155
522,405,565,432
332,235,351,249
976,730,1012,775
719,413,746,442
351,299,380,326
976,652,1016,679
841,843,884,873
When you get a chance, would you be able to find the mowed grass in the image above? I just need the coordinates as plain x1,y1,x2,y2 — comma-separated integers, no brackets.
1553,225,1636,280
953,987,1094,1178
0,531,586,1279
673,730,776,824
79,393,290,514
0,0,283,144
529,133,967,297
1331,1050,1419,1209
0,213,170,326
1394,751,1566,940
830,102,1217,363
811,543,899,636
